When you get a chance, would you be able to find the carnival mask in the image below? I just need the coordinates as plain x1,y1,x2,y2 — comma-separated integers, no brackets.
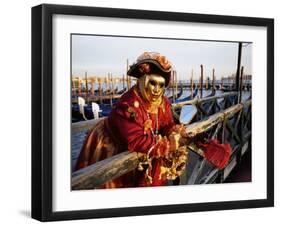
139,74,165,104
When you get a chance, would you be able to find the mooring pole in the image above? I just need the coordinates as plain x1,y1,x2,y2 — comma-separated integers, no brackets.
172,71,175,103
191,69,194,99
106,74,109,93
85,72,88,104
200,65,203,99
126,59,130,89
239,66,244,103
112,74,115,95
110,73,113,107
235,42,242,103
175,71,178,101
91,77,95,97
98,77,102,104
122,74,125,90
212,69,215,92
71,77,75,97
78,78,80,96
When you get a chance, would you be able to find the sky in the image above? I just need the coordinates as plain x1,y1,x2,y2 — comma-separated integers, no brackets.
71,34,252,81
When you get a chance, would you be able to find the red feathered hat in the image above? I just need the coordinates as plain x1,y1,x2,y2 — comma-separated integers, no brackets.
127,52,173,87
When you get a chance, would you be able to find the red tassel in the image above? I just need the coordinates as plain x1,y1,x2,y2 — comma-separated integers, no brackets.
196,139,231,169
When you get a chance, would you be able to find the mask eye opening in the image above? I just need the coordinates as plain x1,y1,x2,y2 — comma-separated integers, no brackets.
149,80,156,86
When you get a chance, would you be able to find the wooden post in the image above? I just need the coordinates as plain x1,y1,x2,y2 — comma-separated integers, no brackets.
110,73,113,107
191,69,194,99
126,59,130,89
212,69,215,92
172,71,175,103
239,66,244,103
200,65,203,99
107,73,110,95
112,74,115,99
175,71,178,100
91,77,95,97
235,42,242,101
122,74,125,90
85,72,88,103
72,77,76,97
78,78,81,96
107,73,112,95
106,74,109,94
98,77,102,104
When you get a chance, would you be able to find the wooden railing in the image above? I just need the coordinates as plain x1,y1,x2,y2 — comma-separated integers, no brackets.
72,98,251,189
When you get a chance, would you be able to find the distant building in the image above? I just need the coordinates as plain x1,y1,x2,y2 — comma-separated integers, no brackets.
221,74,252,84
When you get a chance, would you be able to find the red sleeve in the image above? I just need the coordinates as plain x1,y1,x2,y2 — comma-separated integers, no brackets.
108,103,156,154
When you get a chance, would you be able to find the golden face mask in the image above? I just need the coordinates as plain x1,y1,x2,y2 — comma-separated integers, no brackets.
146,74,165,102
139,74,165,105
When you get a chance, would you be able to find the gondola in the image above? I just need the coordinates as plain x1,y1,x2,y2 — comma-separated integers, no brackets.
204,89,216,98
72,103,103,123
168,85,183,102
175,88,198,103
200,89,217,114
72,87,129,121
99,103,113,117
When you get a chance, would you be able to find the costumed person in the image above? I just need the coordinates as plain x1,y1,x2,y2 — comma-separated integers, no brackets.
75,52,189,188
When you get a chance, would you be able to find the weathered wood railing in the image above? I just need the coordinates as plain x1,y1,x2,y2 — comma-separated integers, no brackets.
72,151,139,189
72,99,251,190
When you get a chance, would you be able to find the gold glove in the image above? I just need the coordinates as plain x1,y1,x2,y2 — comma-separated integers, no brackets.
169,132,181,151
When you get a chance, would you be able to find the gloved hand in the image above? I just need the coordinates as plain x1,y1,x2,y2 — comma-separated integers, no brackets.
172,124,188,138
169,132,181,151
150,135,170,158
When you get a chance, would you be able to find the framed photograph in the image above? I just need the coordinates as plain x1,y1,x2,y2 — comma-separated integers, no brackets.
32,4,274,221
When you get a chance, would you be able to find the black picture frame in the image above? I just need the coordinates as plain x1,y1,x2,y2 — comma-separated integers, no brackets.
31,3,274,222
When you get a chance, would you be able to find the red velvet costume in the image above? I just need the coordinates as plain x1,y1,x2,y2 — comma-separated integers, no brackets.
75,85,176,188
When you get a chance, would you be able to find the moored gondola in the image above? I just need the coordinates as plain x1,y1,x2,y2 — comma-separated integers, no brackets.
175,88,198,103
168,85,183,102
